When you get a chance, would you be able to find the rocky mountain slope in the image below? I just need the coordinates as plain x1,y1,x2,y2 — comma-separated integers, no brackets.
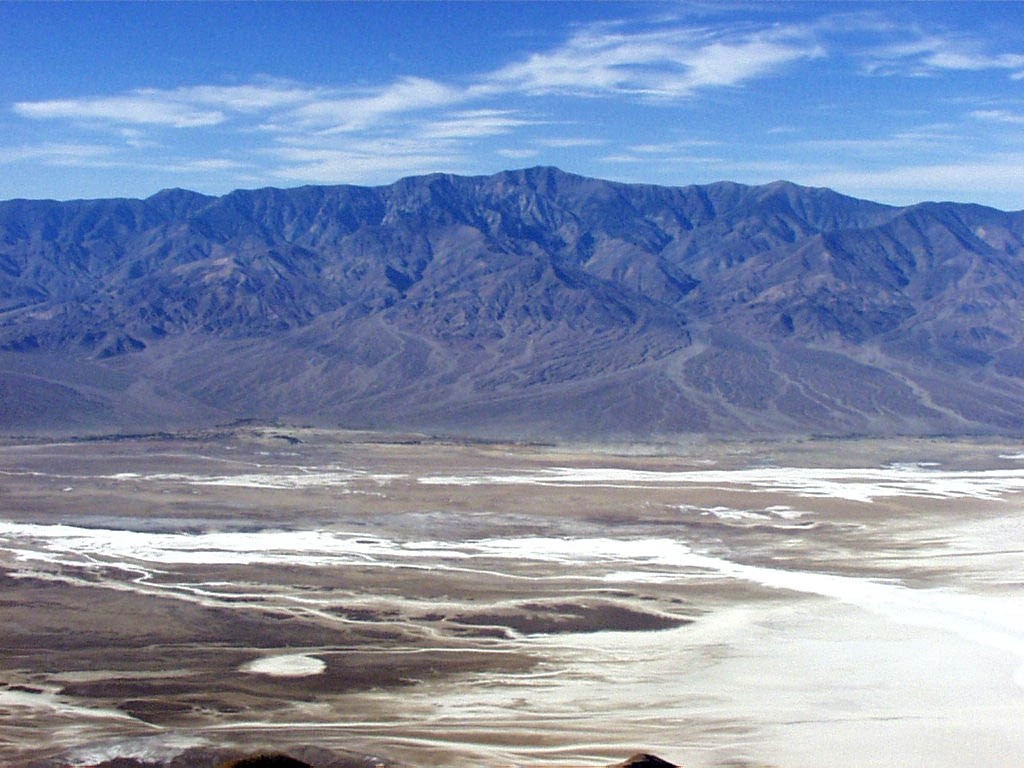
2,166,1024,438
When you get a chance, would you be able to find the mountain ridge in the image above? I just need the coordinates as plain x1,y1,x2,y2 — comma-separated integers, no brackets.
2,167,1023,439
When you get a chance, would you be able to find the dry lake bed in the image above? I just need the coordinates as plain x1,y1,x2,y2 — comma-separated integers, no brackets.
1,429,1022,767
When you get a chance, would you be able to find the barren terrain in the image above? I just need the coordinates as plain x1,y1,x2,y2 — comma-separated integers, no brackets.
1,430,1022,767
6,169,1024,439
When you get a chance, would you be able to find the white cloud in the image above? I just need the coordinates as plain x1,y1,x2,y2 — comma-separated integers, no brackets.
14,94,225,128
11,81,326,129
819,158,1024,188
799,156,1024,207
484,21,823,99
12,79,419,133
602,154,645,164
162,158,247,174
497,148,540,160
295,77,466,133
862,33,1024,78
594,139,723,169
601,149,721,168
797,125,963,155
7,75,483,187
177,81,321,112
971,109,1024,126
626,140,718,153
537,137,607,148
268,139,461,184
0,142,117,166
926,50,1024,73
418,110,538,140
4,17,831,196
119,128,161,149
8,9,1021,205
0,141,247,184
672,37,823,93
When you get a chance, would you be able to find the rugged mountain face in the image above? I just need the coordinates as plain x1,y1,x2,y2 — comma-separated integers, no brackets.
2,166,1024,438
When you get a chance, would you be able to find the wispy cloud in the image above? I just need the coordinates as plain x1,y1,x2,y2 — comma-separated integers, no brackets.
484,21,824,98
798,156,1024,207
8,16,827,188
537,137,607,149
602,154,646,164
496,148,540,160
5,7,1024,208
162,158,248,174
972,109,1024,126
597,137,723,167
178,81,321,113
861,33,1024,78
267,138,462,184
0,142,117,166
119,128,161,149
797,124,963,155
626,140,719,153
8,15,828,190
14,94,225,128
293,77,465,134
13,81,319,129
418,110,539,140
0,141,252,184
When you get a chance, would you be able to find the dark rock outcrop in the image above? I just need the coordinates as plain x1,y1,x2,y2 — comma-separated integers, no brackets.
611,755,678,768
217,755,312,768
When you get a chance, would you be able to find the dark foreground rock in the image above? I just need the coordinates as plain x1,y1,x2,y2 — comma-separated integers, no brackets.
612,755,678,768
217,755,312,768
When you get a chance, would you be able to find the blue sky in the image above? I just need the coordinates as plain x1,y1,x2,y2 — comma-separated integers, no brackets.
2,1,1024,209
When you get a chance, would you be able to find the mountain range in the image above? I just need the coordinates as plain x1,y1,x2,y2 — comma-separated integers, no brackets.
2,166,1024,439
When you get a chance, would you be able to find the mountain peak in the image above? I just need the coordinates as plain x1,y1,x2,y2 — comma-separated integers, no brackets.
146,186,213,203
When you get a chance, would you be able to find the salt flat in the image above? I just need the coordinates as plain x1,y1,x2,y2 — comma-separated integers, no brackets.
0,430,1022,767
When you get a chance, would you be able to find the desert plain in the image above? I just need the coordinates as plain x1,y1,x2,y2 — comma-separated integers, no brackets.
0,429,1022,767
